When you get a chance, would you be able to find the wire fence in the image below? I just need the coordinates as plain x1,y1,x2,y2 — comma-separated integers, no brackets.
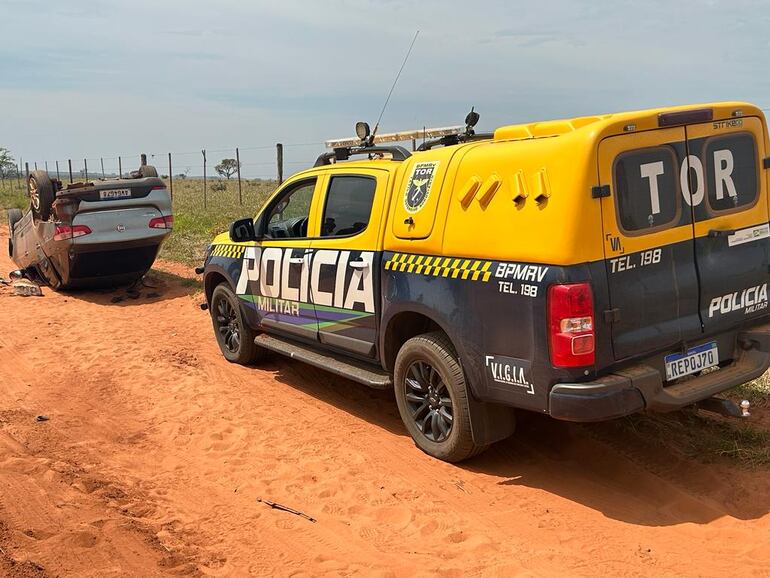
6,106,770,206
0,140,341,208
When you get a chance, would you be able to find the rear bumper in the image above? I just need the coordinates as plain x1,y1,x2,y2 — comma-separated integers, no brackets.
549,322,770,422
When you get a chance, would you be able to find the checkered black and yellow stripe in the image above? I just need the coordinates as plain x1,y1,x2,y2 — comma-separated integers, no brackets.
384,253,493,282
211,244,246,259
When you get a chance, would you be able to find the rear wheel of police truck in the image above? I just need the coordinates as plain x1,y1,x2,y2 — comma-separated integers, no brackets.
210,284,265,365
394,332,488,462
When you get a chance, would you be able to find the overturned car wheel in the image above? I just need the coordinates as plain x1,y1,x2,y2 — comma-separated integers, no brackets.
139,165,158,178
28,170,55,221
7,208,22,257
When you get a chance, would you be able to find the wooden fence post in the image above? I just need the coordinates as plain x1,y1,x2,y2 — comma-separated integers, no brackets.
202,149,207,209
276,143,283,184
236,147,242,205
168,152,173,200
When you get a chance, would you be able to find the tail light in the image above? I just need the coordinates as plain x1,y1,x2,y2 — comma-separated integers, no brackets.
151,185,167,191
53,224,92,241
149,215,173,229
548,282,595,367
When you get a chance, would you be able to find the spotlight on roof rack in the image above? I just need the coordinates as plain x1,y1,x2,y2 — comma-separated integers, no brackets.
465,107,480,132
355,121,371,142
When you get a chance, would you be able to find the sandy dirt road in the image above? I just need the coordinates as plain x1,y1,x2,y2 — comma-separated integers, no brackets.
0,226,769,577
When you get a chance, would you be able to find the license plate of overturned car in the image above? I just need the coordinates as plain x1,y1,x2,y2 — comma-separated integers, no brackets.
100,188,132,200
665,341,719,381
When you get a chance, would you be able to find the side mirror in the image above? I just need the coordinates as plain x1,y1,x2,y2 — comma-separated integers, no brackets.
229,218,256,243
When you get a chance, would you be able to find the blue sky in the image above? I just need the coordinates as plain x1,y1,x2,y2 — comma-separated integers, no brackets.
2,0,770,177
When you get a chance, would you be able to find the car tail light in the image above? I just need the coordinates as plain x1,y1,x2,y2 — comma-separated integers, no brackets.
53,224,92,241
151,185,167,191
548,282,595,367
149,215,173,229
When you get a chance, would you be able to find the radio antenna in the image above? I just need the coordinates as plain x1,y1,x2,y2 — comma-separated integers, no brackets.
370,30,419,141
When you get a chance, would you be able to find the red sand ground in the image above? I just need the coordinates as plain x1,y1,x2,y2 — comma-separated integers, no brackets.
1,226,769,577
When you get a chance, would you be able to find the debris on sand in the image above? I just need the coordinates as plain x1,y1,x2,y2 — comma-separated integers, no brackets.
257,498,316,523
12,280,43,297
35,415,49,422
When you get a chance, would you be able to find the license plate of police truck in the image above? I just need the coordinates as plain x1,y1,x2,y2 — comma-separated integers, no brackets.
100,189,131,200
664,342,718,381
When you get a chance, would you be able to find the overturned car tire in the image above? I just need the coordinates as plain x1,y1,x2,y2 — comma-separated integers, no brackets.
7,208,22,257
28,170,55,221
139,165,159,178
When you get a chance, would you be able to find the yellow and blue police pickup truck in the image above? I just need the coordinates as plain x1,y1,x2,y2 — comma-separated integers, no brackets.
201,102,770,462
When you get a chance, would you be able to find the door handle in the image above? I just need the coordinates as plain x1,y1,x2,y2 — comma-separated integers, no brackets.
349,260,369,269
288,257,305,264
708,228,735,238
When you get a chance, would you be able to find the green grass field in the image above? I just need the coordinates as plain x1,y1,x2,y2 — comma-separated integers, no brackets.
0,175,276,265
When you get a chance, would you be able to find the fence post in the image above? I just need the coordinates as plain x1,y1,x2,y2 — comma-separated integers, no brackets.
118,156,122,178
68,159,73,183
100,157,105,178
168,152,173,200
45,161,48,172
276,143,283,184
141,153,147,167
16,161,20,189
236,147,242,205
25,162,29,183
56,161,60,181
202,149,207,209
34,162,38,170
84,159,88,181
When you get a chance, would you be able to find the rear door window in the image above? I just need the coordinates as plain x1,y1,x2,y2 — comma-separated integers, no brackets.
320,175,376,237
613,147,681,234
703,132,758,214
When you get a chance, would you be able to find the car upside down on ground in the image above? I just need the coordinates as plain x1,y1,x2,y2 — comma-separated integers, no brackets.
7,164,172,289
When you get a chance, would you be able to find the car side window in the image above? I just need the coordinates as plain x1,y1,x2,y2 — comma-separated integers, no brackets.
320,176,377,237
263,179,316,239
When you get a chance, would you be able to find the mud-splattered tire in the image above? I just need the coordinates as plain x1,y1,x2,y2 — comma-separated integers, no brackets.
210,283,264,364
28,171,55,221
139,165,158,178
394,331,489,462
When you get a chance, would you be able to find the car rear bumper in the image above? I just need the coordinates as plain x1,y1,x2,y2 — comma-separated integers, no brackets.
549,322,770,422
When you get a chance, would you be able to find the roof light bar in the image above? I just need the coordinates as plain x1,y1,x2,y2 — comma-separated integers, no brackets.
325,126,464,149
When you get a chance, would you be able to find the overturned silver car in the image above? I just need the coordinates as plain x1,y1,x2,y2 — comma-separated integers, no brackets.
7,166,172,289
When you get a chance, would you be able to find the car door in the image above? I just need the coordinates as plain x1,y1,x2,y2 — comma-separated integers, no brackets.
684,116,770,335
248,175,325,341
598,127,702,360
309,169,390,358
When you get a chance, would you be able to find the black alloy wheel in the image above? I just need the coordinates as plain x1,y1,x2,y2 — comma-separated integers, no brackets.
404,359,454,442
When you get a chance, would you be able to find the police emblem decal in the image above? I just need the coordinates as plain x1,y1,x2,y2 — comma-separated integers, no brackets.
404,161,439,213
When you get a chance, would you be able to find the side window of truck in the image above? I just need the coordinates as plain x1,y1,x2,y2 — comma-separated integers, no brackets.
320,175,377,237
614,147,680,234
263,179,316,239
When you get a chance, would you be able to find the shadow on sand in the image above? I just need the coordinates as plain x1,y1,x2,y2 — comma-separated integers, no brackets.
264,355,770,528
